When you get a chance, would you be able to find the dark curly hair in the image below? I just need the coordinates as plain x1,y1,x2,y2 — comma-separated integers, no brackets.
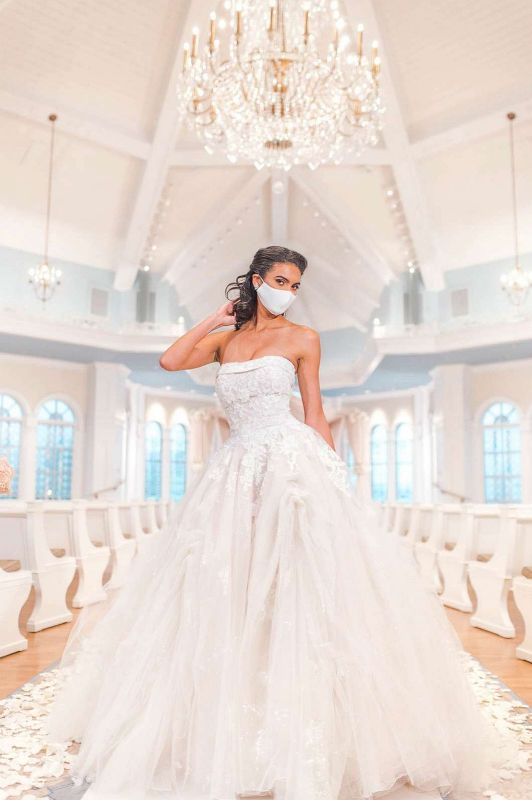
224,245,307,329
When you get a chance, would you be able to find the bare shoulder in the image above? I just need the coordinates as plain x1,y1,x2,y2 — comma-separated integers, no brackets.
289,323,320,356
214,327,239,360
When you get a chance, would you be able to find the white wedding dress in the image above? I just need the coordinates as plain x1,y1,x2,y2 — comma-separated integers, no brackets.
47,355,520,800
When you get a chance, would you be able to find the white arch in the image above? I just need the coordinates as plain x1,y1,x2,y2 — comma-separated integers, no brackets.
170,406,190,427
369,407,389,428
0,387,30,417
34,392,83,429
474,395,523,428
145,401,167,427
392,408,413,428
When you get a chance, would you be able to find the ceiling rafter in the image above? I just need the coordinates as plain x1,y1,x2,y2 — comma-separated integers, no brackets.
411,97,532,160
344,0,446,292
170,147,393,167
290,167,395,286
0,90,149,160
113,0,214,291
164,169,271,299
288,241,372,331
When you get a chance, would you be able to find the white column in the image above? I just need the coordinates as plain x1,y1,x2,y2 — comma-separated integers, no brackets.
125,382,145,500
83,362,130,499
387,279,405,328
430,364,473,503
413,384,433,502
346,409,371,503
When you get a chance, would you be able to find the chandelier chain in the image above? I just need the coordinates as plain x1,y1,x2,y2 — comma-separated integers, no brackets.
44,113,57,265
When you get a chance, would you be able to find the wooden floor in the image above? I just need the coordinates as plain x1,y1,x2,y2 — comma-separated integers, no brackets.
2,574,532,704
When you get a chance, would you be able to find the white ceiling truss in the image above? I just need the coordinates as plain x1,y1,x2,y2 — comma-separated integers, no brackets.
113,0,215,291
290,167,396,287
1,0,531,328
164,168,272,296
343,0,446,292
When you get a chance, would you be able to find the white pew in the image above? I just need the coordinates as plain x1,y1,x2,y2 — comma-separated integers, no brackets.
414,506,445,593
469,505,532,638
43,500,110,608
401,504,433,550
438,504,498,613
0,502,33,655
139,500,160,538
0,501,76,634
513,570,532,662
155,500,168,530
0,565,32,656
86,502,136,590
391,503,412,538
379,502,395,533
118,502,144,549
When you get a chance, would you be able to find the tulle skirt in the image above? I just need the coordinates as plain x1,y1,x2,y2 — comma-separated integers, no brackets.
46,420,516,800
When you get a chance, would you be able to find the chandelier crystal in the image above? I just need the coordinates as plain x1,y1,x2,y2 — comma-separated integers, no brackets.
177,0,385,170
500,112,532,306
29,113,62,302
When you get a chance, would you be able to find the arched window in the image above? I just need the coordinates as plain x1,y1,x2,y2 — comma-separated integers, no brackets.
370,424,388,501
395,422,413,502
170,423,188,501
482,401,521,503
0,394,23,499
36,399,75,500
145,421,162,500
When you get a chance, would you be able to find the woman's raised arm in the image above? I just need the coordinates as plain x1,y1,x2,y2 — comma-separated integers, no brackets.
159,301,235,371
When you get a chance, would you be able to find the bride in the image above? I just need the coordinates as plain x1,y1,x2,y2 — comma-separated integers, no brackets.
47,246,521,800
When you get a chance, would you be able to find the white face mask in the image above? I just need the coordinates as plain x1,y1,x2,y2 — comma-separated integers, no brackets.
254,275,298,316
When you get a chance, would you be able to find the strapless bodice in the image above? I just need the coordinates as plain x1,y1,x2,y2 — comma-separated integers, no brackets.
214,355,299,436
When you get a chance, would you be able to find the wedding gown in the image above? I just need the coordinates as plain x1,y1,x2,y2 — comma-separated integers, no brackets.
47,354,519,800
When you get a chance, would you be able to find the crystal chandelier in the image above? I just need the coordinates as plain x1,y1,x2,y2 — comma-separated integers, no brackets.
28,113,62,302
177,0,385,170
500,111,532,306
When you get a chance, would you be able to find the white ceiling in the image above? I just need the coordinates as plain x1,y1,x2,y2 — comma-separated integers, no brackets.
0,0,531,331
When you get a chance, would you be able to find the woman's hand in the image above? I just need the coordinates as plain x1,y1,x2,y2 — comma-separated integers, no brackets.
213,300,238,328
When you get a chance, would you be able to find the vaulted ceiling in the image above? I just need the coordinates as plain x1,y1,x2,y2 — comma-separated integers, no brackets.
1,0,532,336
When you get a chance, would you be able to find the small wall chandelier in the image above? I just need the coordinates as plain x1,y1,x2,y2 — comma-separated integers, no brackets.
177,0,384,170
28,113,62,302
500,111,532,306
